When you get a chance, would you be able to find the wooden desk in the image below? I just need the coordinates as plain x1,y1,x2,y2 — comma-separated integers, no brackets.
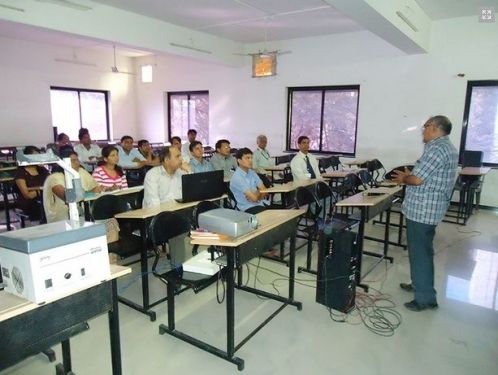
160,209,305,370
264,164,288,180
82,185,144,220
0,265,131,375
343,159,371,167
459,167,491,175
336,186,402,289
114,195,227,321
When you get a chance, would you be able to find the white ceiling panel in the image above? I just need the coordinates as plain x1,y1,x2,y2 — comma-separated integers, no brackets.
415,0,498,20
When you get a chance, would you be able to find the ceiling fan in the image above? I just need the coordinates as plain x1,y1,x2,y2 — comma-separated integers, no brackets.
111,46,135,75
34,0,93,11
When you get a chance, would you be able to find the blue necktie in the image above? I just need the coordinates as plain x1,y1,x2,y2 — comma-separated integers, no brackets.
305,155,316,179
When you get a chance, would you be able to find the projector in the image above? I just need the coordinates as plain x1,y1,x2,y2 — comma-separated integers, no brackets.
198,208,258,238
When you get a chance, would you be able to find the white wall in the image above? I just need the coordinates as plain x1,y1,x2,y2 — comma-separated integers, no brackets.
134,16,498,206
0,36,138,146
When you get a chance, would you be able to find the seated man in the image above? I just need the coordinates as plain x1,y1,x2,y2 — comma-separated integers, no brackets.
230,148,270,214
210,139,237,178
181,129,197,163
43,147,103,223
138,139,160,166
142,146,191,208
170,136,182,150
74,127,101,172
252,134,275,174
290,136,320,181
116,135,147,169
189,140,214,173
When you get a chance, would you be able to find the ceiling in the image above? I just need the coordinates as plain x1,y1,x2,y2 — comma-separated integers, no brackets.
415,0,498,20
91,0,364,43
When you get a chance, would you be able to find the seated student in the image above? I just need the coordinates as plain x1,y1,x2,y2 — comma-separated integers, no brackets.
74,128,101,172
43,147,103,223
137,139,160,166
189,140,214,173
290,135,320,181
252,134,275,174
92,145,128,191
210,139,237,178
116,135,147,169
181,129,197,163
142,146,192,208
14,145,49,221
170,136,182,150
230,148,270,214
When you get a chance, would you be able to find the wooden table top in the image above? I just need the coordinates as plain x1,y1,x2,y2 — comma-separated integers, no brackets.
459,167,491,176
114,194,227,220
335,186,402,207
260,178,322,194
264,164,289,172
321,169,362,178
190,208,305,247
343,159,370,167
83,185,144,202
0,265,131,323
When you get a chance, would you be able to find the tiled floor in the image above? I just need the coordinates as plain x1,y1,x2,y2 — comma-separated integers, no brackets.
1,209,498,375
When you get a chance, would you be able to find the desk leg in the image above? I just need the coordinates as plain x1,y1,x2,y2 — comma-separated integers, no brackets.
109,279,123,375
2,183,12,231
226,249,235,359
356,207,368,292
61,339,72,373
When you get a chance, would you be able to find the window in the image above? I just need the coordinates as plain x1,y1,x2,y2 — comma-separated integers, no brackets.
50,87,110,141
460,80,498,166
286,86,359,155
168,91,209,144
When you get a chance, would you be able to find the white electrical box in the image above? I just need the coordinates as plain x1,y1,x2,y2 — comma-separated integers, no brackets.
0,220,110,304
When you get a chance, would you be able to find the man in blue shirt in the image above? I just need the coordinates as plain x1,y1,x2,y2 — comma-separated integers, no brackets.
392,115,458,312
189,140,214,173
230,148,269,214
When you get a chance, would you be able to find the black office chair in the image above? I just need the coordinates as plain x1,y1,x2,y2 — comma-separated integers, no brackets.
318,157,332,173
294,187,322,274
149,212,220,331
257,173,273,188
225,187,239,210
357,169,373,190
91,194,142,259
329,155,342,171
283,166,293,183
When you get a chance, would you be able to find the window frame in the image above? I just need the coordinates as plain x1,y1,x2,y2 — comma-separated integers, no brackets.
50,86,111,141
459,80,498,167
286,85,360,156
167,90,209,143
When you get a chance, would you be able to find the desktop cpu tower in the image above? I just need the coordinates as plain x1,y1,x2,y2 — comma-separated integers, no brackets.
316,230,358,313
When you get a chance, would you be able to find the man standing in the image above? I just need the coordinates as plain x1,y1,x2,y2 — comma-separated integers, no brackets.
181,129,197,162
75,128,101,172
290,136,320,181
230,148,269,214
142,146,191,208
392,115,458,312
189,141,214,173
210,139,238,178
253,134,275,174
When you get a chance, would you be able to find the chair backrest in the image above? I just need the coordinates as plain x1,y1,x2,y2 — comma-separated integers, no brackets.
329,156,341,170
342,173,362,195
315,181,332,200
257,173,273,188
295,187,322,219
283,166,293,183
92,194,129,220
462,150,483,168
225,187,239,210
357,169,373,189
149,211,191,247
318,158,331,173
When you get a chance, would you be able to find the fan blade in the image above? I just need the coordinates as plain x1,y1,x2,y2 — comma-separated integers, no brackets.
35,0,93,11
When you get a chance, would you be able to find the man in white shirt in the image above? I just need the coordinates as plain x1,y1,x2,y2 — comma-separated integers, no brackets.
142,146,192,208
74,128,101,172
290,136,320,181
181,129,197,163
252,134,275,174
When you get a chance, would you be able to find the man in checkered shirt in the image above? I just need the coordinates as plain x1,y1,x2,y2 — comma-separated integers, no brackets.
392,115,458,312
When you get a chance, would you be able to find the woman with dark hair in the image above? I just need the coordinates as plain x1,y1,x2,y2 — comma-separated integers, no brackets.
92,145,128,191
14,146,49,220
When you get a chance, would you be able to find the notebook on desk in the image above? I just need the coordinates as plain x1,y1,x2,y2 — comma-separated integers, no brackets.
175,170,225,203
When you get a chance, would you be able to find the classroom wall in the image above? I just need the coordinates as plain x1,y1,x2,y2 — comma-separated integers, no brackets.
0,36,138,146
134,15,498,206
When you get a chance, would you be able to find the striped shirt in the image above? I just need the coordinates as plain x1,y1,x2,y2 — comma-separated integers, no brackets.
402,136,458,225
92,166,128,189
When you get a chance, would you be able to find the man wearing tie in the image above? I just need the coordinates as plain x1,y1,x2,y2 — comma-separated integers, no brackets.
290,136,320,181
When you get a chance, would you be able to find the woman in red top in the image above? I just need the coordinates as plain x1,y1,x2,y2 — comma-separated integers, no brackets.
92,145,128,191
